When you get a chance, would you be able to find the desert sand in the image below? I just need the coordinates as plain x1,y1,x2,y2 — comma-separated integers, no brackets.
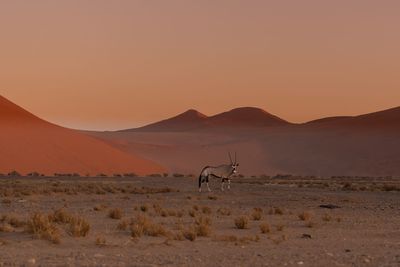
0,96,165,176
0,175,399,266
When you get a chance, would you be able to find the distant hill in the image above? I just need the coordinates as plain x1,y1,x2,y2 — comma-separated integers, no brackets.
123,107,290,132
304,106,400,131
0,95,165,175
90,105,400,177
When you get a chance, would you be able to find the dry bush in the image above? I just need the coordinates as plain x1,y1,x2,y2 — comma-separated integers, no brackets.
172,232,185,241
202,206,212,215
269,207,284,215
192,205,199,211
48,209,90,237
96,236,107,246
260,222,270,234
0,223,14,233
182,227,197,241
108,208,124,220
276,224,285,231
217,208,231,216
188,209,196,218
49,208,72,224
208,195,218,200
26,213,61,244
1,214,26,228
117,219,130,231
68,217,90,237
322,214,332,222
140,204,149,212
298,211,313,221
194,216,212,237
130,214,168,238
251,208,263,221
305,221,316,228
234,216,249,229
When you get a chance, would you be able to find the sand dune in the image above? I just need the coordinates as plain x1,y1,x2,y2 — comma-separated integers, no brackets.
124,107,290,132
90,106,400,177
0,96,165,176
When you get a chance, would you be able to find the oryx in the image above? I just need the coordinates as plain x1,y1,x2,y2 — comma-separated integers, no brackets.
198,152,239,192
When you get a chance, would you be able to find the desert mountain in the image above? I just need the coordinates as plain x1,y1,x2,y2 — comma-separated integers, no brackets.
305,106,400,131
124,107,290,132
90,105,400,177
129,109,208,132
0,95,165,175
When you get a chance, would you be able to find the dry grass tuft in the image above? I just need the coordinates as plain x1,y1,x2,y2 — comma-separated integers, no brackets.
305,221,316,228
276,224,285,231
68,217,90,237
260,222,270,234
129,214,168,238
322,213,332,222
49,208,72,224
96,236,107,246
269,207,284,215
234,216,249,229
217,208,232,216
0,223,14,233
194,216,212,237
182,227,197,241
140,204,149,212
26,213,61,244
208,195,218,200
108,208,124,220
1,214,26,228
251,208,263,221
298,211,313,221
201,206,212,215
117,219,130,231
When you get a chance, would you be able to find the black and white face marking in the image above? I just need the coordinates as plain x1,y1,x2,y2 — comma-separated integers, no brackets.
232,163,239,174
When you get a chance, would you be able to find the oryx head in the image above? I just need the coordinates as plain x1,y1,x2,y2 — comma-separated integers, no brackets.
228,152,239,174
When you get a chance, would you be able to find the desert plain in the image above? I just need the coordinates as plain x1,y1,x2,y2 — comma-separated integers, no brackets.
0,175,399,267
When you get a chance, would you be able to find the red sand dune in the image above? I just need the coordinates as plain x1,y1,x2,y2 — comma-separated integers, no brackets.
0,95,165,176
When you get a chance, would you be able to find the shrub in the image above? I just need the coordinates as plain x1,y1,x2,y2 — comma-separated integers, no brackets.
202,206,212,215
7,171,21,177
194,216,212,237
217,208,231,216
26,213,61,244
234,216,249,229
96,236,107,246
108,208,123,220
251,208,263,221
298,211,313,221
130,215,168,238
182,227,197,241
68,217,90,237
173,173,185,178
259,222,270,234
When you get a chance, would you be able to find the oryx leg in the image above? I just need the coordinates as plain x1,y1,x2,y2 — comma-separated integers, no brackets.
228,179,231,190
199,175,205,192
221,178,225,191
206,175,211,192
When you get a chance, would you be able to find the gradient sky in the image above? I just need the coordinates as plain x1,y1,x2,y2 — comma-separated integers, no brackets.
1,0,399,130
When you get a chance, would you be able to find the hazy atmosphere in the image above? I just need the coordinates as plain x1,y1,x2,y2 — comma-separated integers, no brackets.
1,0,400,130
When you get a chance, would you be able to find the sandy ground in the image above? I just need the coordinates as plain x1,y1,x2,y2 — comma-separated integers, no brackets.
0,176,399,267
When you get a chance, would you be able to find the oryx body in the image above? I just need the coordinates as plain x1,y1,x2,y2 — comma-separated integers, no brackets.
198,153,239,192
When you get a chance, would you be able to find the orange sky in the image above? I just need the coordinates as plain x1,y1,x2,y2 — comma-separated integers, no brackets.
1,1,399,130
